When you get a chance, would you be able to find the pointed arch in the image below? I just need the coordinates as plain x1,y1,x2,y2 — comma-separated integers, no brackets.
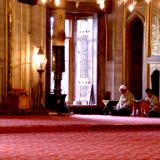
125,11,144,99
151,69,159,98
127,11,144,25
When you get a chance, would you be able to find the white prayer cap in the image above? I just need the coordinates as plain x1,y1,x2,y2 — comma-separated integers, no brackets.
119,85,127,91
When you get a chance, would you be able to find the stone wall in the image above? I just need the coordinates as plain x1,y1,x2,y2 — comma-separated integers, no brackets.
105,0,123,100
105,0,149,100
0,1,6,105
0,0,46,106
147,0,160,100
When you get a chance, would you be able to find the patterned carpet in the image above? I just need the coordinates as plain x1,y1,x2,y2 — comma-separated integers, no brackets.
0,115,160,159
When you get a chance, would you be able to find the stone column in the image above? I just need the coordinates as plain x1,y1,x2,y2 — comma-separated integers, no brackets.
52,0,69,113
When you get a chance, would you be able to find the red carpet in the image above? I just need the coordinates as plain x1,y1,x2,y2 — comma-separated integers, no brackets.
0,115,160,159
0,114,160,133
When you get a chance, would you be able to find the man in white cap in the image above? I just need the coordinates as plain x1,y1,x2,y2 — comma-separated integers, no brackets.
103,85,134,116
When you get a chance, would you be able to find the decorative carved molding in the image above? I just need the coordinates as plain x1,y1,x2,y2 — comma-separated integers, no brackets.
151,5,160,55
127,10,144,24
147,55,160,63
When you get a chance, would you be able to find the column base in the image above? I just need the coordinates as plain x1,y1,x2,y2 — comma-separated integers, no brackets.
46,94,69,113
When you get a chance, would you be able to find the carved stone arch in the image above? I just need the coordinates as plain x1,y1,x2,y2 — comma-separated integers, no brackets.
125,11,144,99
127,11,145,25
150,64,160,76
149,64,160,99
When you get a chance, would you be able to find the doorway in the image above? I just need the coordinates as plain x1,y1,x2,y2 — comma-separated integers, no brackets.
151,69,160,99
126,17,144,99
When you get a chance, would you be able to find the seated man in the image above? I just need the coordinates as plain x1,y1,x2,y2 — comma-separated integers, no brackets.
103,85,134,116
145,88,160,117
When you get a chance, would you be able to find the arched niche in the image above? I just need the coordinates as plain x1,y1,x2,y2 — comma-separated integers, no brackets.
150,67,160,99
126,11,144,99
